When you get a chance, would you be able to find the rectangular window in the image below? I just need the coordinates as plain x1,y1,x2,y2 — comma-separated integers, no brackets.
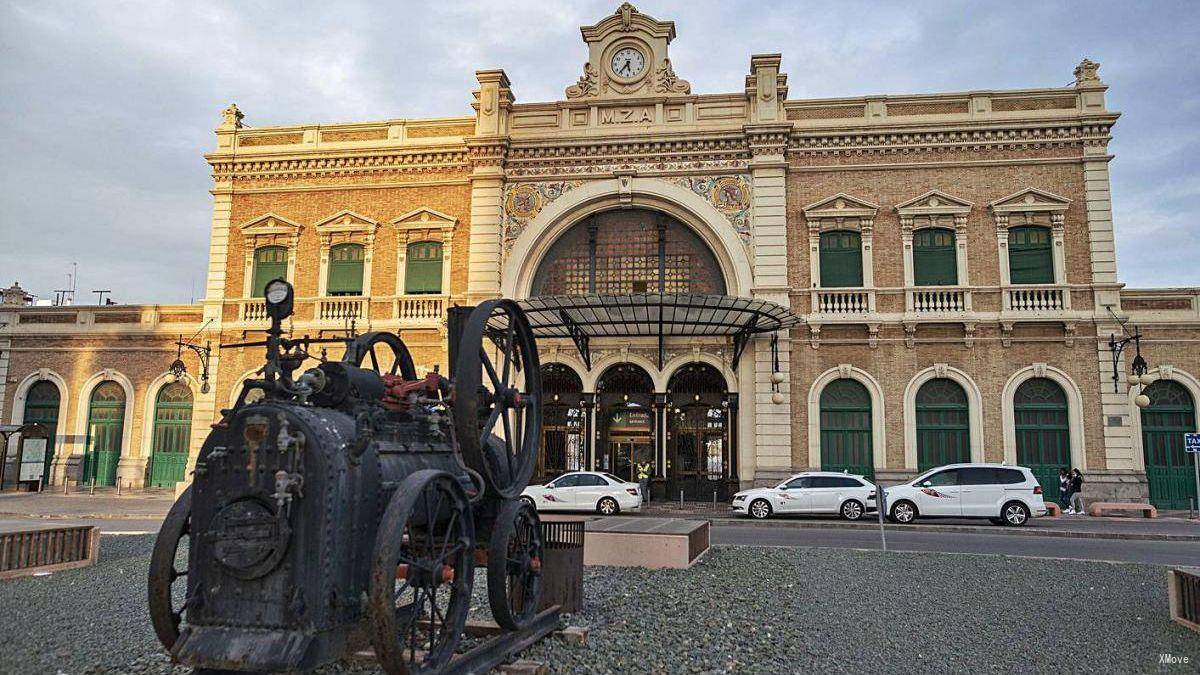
405,242,444,294
327,243,365,296
819,231,864,287
1008,226,1054,284
251,246,288,297
913,229,958,286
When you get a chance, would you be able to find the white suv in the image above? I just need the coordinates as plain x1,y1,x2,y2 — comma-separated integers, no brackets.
732,472,876,520
883,463,1047,526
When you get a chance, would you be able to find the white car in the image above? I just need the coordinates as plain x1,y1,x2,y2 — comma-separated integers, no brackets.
521,471,642,515
731,472,876,520
883,463,1047,526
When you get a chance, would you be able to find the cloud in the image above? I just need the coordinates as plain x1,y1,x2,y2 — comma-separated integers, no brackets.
0,0,1197,304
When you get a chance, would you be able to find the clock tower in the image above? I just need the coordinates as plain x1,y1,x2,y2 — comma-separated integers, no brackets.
565,3,691,100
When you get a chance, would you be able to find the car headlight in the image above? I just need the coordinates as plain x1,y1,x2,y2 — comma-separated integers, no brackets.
732,495,745,502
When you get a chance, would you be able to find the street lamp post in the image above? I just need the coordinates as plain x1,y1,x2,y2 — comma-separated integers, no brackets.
1108,325,1152,408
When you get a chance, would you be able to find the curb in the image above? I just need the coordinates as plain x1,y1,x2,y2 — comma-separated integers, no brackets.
0,512,168,521
642,512,1200,542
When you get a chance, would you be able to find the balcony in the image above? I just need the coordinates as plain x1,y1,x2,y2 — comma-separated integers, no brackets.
909,287,970,314
395,294,446,327
1005,285,1068,313
812,289,873,315
315,297,367,323
239,300,268,322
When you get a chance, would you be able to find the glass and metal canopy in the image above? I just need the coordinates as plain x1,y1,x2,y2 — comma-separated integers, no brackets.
517,293,803,370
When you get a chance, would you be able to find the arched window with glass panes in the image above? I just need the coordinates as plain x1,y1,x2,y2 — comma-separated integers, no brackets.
327,243,365,296
251,245,288,297
405,241,443,294
819,231,863,287
913,228,957,286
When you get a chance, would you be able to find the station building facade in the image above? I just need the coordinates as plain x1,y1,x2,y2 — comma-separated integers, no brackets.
2,4,1199,508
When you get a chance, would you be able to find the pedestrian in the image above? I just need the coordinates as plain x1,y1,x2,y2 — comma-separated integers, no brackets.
1069,468,1085,516
636,461,651,505
1057,468,1073,513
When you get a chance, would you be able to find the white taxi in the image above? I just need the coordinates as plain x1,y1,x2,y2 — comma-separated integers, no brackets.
882,463,1047,526
521,471,642,515
731,471,876,520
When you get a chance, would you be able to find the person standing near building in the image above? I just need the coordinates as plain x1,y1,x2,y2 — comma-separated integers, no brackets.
1069,468,1085,516
636,461,651,504
1057,468,1072,512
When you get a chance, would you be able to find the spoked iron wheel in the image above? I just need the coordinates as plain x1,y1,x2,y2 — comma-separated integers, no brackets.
487,499,544,630
453,300,542,500
369,470,475,675
344,331,418,380
148,486,192,652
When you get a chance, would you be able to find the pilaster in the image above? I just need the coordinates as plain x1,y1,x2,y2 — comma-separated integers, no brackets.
466,70,514,304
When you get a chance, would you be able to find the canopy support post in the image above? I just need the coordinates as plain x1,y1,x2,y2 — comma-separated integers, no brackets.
559,309,591,370
730,315,757,370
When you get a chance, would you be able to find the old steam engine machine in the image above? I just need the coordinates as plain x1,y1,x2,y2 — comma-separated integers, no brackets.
148,278,553,674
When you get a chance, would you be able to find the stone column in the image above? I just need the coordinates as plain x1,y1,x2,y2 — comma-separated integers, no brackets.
466,70,513,304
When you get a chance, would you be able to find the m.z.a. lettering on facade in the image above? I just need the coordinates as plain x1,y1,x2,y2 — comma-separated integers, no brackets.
599,107,654,124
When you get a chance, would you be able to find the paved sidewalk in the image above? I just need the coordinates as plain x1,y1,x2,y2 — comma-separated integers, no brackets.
0,490,174,520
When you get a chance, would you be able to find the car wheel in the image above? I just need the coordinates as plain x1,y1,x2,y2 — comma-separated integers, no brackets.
840,499,865,521
1002,501,1030,526
889,500,917,524
748,499,772,520
597,497,619,516
521,496,536,510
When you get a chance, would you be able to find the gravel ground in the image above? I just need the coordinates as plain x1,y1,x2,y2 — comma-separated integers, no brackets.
0,535,1194,674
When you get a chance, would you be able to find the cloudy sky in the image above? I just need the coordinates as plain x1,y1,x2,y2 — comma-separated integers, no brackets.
1,0,1197,304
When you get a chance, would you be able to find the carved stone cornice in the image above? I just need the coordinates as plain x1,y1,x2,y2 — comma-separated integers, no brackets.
744,123,791,158
503,134,749,177
465,137,509,171
208,148,468,182
788,121,1114,158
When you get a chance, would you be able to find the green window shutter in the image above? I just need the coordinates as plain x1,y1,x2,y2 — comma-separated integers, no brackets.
912,228,958,286
818,231,863,287
405,241,444,294
327,243,365,296
1008,226,1054,284
251,246,289,297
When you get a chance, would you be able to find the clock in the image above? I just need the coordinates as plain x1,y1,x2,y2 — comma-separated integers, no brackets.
610,47,646,79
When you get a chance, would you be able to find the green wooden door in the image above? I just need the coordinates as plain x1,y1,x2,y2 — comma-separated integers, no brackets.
23,381,60,481
83,381,125,486
1014,378,1070,501
148,383,193,488
405,241,444,294
327,243,365,296
820,379,874,478
1008,226,1054,284
913,228,957,286
916,378,970,471
251,246,288,297
818,231,863,288
1141,380,1197,510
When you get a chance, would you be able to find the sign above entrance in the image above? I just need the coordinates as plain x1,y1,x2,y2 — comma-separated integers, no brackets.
517,293,802,370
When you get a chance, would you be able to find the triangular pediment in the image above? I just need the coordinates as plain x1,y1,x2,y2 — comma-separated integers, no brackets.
802,193,880,219
895,190,973,216
989,188,1071,214
314,210,378,232
391,207,457,230
238,212,302,234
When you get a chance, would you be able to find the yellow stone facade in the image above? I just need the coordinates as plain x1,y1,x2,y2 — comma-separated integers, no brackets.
2,5,1198,506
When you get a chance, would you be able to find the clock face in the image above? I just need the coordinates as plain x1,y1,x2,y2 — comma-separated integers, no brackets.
610,47,645,79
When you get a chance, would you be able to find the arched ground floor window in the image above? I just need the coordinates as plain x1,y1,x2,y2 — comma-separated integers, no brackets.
1014,377,1071,502
148,383,194,487
819,379,874,478
915,378,970,471
1141,380,1197,509
83,381,126,486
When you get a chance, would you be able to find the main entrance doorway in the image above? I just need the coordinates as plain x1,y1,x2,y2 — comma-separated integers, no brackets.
538,363,586,483
667,364,732,500
596,364,656,482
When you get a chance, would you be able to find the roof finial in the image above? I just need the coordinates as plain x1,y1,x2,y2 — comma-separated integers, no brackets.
1074,58,1101,86
219,103,244,130
617,2,637,30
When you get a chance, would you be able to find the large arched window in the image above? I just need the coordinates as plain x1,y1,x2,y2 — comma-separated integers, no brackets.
23,381,61,481
148,383,194,488
1140,380,1197,509
531,209,726,296
913,228,957,286
1014,377,1070,500
667,364,731,499
84,381,126,486
251,245,288,297
405,241,444,294
819,379,873,477
915,378,970,471
540,363,585,481
818,231,863,287
1008,226,1054,284
327,243,365,296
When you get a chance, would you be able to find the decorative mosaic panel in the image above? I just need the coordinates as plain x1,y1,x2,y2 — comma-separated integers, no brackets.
501,180,583,253
667,175,752,239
